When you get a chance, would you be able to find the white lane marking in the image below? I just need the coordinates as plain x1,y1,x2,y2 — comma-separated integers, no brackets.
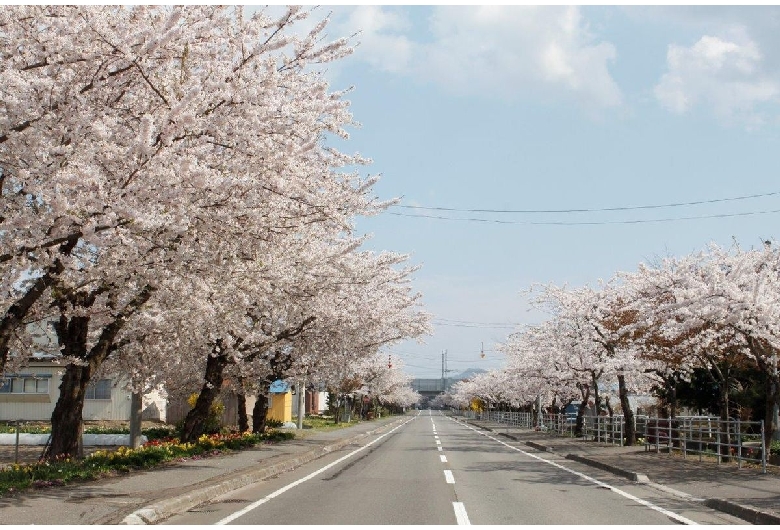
453,502,471,525
436,439,442,445
440,455,448,463
444,470,455,484
437,446,443,451
435,435,439,440
448,417,697,526
214,416,416,525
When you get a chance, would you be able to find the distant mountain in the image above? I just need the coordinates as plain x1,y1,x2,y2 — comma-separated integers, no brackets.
453,368,486,381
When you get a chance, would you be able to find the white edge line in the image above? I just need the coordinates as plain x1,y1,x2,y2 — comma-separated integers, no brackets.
214,416,415,525
448,417,698,526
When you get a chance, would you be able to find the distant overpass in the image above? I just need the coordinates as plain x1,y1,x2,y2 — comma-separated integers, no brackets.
411,369,485,406
412,378,458,403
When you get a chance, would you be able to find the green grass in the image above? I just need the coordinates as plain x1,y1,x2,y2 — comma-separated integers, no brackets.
0,422,177,439
0,422,51,435
297,413,387,432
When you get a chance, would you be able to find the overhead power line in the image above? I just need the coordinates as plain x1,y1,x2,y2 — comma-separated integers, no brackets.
436,318,523,325
394,190,780,214
432,318,520,329
390,208,780,226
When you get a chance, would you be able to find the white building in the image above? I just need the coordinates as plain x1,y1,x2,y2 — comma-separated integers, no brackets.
0,359,166,422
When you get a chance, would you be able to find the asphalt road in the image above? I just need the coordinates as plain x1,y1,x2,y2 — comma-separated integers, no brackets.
163,410,745,525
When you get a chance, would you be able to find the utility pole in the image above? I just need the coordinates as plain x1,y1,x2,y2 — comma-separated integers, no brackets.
441,350,445,393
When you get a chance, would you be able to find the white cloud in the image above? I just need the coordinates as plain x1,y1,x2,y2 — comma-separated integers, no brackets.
418,6,622,109
331,6,623,112
341,6,414,74
654,29,780,125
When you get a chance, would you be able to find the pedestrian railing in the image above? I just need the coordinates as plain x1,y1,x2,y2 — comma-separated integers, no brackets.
454,409,768,473
540,414,625,445
466,410,535,428
644,416,766,473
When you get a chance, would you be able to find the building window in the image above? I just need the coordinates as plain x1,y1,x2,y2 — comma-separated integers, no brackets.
0,375,49,394
85,379,112,400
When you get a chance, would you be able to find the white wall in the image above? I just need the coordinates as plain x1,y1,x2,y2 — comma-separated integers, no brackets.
1,362,163,422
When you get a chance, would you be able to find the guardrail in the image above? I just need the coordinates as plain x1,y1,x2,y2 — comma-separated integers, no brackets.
456,410,767,473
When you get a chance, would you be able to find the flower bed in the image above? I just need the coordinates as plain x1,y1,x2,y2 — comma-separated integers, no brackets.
0,430,294,497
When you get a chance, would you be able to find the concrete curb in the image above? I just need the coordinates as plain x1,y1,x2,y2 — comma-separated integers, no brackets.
702,499,780,525
121,419,404,525
565,453,650,483
525,441,554,453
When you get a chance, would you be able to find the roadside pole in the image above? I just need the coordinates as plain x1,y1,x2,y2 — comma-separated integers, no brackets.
297,379,305,430
130,392,143,449
14,420,20,464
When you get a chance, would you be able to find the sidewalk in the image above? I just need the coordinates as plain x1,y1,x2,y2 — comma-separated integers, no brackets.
0,415,406,525
459,417,780,525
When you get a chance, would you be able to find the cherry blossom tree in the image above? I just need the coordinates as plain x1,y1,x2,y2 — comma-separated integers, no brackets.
2,5,427,456
637,243,780,444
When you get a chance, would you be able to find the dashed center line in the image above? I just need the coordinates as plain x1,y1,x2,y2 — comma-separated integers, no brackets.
453,502,471,525
433,415,469,525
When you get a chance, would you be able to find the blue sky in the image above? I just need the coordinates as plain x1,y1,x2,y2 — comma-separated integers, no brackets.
292,5,780,378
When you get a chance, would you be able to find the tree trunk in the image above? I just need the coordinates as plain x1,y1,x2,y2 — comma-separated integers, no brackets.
591,371,601,417
45,309,91,460
235,375,250,433
334,394,343,424
719,373,731,461
252,393,269,434
237,392,249,433
765,371,780,447
618,374,636,446
668,377,678,419
44,285,153,460
45,363,92,458
180,347,229,443
576,383,590,437
130,392,143,449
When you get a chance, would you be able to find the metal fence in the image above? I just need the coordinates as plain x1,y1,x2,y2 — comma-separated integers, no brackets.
464,410,535,428
644,416,766,473
456,410,767,473
536,413,630,445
